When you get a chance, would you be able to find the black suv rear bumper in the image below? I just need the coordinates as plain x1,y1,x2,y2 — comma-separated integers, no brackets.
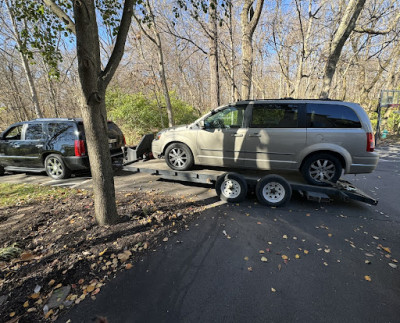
63,152,124,171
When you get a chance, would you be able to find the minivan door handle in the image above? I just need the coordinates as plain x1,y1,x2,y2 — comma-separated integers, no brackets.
249,133,261,137
35,144,44,148
231,134,243,137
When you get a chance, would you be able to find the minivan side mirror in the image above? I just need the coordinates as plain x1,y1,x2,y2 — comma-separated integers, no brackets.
198,120,205,129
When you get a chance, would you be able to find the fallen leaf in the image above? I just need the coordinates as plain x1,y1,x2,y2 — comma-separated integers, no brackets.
78,279,84,285
304,250,309,255
268,242,272,245
388,263,397,269
9,312,16,317
281,255,288,260
261,257,268,262
23,301,29,308
99,248,107,256
257,222,262,225
87,285,95,293
259,250,265,254
278,264,282,271
30,293,40,299
163,237,169,242
244,257,249,261
54,283,62,289
44,309,54,319
365,253,374,257
324,249,330,253
323,262,328,266
306,213,310,217
125,264,133,270
378,244,391,253
365,260,371,264
92,288,101,296
328,233,333,237
247,267,253,272
283,235,288,239
271,288,276,292
48,279,55,287
364,275,371,281
295,254,300,259
372,236,379,240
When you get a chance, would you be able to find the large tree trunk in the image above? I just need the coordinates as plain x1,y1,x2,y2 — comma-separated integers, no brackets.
209,0,220,108
73,0,118,225
240,0,264,100
319,0,366,99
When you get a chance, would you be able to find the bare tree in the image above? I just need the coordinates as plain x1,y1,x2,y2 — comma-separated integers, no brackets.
240,0,264,99
319,0,366,99
134,0,174,127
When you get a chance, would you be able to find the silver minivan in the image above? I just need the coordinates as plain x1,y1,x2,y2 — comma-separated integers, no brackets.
152,99,379,185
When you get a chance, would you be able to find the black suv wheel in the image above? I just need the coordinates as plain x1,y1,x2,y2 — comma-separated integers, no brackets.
45,154,71,180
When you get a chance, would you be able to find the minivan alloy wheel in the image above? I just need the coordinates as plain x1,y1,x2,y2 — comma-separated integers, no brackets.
309,159,336,182
165,143,194,171
168,147,188,168
301,153,342,186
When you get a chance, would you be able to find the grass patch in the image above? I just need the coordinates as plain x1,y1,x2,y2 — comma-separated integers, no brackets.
0,183,87,207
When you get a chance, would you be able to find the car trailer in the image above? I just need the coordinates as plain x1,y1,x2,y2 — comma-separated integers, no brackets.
122,134,378,207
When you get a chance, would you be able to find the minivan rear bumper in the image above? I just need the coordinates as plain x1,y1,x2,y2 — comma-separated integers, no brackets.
348,153,379,174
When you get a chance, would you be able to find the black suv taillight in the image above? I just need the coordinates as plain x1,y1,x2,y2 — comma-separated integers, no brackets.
366,133,375,152
75,140,86,157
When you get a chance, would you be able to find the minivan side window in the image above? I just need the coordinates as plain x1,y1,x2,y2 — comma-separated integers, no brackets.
25,123,44,140
205,106,245,129
250,104,298,128
48,123,76,141
307,104,361,128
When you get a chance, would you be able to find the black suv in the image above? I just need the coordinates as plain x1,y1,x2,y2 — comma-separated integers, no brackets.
0,118,125,179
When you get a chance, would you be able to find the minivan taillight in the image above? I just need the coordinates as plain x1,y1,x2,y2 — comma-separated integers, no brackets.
366,133,375,152
75,140,86,157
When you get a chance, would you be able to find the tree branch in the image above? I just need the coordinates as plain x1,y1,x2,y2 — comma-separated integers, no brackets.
42,0,76,34
101,0,134,87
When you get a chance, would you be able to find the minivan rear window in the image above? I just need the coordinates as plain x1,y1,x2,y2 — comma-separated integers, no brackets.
307,104,361,128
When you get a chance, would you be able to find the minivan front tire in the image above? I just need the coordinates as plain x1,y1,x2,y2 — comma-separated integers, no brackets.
45,154,71,180
165,143,194,171
301,153,342,186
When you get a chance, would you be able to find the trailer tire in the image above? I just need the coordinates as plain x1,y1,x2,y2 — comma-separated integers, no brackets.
301,153,342,186
165,143,194,171
256,175,292,207
215,172,248,203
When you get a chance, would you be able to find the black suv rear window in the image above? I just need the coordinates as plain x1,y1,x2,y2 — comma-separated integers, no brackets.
48,123,76,141
307,104,361,128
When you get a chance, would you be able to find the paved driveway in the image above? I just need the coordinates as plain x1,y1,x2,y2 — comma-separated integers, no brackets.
50,145,400,323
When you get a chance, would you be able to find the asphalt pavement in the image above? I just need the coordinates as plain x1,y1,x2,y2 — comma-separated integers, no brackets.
54,145,400,323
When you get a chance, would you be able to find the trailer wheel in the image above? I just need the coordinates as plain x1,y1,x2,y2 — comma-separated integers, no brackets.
215,172,248,203
165,143,194,171
301,153,342,186
256,175,292,207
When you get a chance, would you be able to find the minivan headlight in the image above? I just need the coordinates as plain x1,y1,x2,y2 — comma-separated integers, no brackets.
155,131,162,140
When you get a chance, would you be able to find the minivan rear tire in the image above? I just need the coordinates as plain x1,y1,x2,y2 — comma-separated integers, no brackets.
45,154,71,180
301,153,342,186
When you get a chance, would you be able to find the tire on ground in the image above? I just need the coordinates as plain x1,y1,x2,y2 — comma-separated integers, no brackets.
45,154,71,180
256,175,292,207
215,172,248,203
301,153,342,186
165,143,194,171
